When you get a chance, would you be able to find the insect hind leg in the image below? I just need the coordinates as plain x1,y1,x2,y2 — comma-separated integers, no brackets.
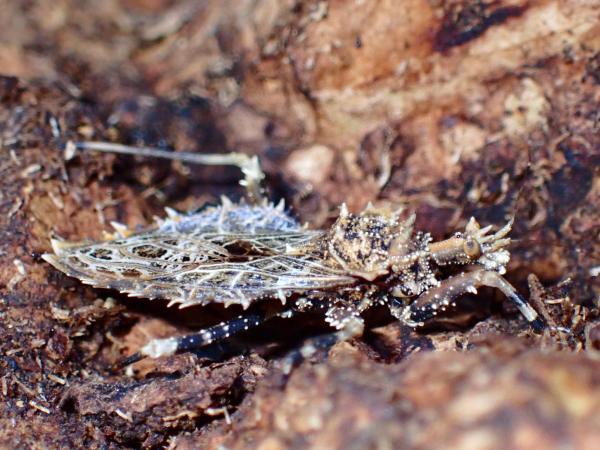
118,311,268,368
69,140,266,203
399,269,545,331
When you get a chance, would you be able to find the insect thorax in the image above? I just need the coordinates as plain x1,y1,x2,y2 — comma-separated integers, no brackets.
323,204,416,281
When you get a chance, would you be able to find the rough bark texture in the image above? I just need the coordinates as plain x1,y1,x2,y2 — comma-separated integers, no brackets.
1,1,599,449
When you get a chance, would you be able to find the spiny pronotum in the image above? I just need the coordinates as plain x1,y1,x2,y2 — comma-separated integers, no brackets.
43,141,550,369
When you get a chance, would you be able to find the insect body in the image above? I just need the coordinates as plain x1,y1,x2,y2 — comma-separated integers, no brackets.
43,143,544,366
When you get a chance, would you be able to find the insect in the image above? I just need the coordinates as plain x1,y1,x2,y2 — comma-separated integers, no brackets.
43,141,545,368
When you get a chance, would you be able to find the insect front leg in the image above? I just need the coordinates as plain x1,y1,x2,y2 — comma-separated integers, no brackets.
396,269,545,331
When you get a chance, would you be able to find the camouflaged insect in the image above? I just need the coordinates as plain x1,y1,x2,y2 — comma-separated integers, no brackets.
43,142,544,365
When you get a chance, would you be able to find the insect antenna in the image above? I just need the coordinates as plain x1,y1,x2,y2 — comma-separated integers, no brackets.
66,140,266,204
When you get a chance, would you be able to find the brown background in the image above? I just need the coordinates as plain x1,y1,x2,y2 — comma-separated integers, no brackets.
1,1,600,448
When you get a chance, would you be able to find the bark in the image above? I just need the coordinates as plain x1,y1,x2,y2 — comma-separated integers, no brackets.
1,1,599,448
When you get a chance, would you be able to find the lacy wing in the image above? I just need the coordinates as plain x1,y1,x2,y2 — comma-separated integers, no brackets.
43,225,356,308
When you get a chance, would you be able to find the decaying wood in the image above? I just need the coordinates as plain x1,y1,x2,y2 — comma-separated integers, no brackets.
1,1,599,448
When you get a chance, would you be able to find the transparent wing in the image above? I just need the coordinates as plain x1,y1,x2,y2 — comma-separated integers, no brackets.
43,202,356,308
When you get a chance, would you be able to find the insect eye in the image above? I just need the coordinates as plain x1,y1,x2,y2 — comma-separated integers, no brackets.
463,237,481,258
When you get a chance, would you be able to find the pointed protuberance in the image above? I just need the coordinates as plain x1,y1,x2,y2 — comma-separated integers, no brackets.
401,269,545,331
49,237,79,256
164,207,181,220
275,198,285,212
110,221,131,238
339,203,349,217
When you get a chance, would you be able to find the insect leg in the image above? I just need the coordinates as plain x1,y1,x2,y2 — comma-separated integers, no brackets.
279,314,365,374
399,269,545,331
119,310,271,367
68,140,266,203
